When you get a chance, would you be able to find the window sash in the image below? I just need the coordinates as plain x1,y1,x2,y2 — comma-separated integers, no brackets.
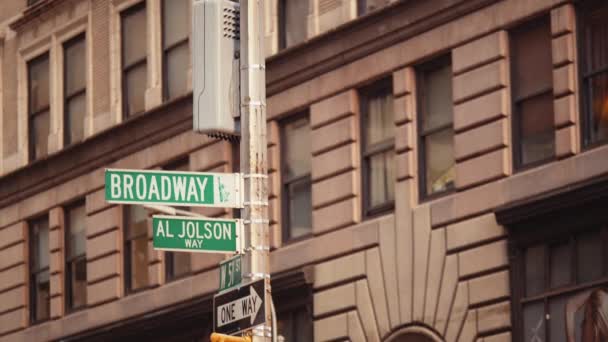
65,255,87,311
122,60,148,117
282,174,312,242
29,267,50,323
512,89,555,169
162,40,189,101
362,144,395,216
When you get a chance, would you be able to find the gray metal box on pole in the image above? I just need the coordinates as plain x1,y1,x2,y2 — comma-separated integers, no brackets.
192,0,240,139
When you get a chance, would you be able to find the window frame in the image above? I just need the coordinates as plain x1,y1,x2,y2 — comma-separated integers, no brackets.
63,33,87,147
277,0,308,50
27,52,51,162
161,0,190,102
360,78,395,218
64,199,87,313
121,2,147,119
578,1,608,149
416,54,455,201
29,215,50,324
280,112,312,243
123,205,150,294
498,177,608,342
509,16,556,171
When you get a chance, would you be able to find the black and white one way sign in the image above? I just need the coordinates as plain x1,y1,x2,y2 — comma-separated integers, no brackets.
213,279,266,335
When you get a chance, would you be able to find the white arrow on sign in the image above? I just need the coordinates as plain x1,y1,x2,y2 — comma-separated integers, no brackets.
216,285,262,327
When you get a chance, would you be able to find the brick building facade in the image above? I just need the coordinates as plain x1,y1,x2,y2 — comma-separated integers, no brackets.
0,0,607,341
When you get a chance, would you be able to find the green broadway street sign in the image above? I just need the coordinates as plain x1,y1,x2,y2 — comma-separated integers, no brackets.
105,168,243,208
219,255,242,292
152,215,241,253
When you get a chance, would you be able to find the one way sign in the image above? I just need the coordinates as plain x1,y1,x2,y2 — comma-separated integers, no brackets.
213,279,266,335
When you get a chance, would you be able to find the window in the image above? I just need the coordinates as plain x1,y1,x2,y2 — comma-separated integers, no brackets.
361,79,395,217
580,2,608,147
514,226,608,342
162,0,190,101
29,216,50,323
275,275,313,342
164,158,191,281
417,56,455,199
279,0,308,49
511,17,555,169
65,201,87,312
357,0,390,16
122,3,147,117
28,53,50,161
64,34,87,146
277,304,313,342
280,114,312,241
124,205,149,293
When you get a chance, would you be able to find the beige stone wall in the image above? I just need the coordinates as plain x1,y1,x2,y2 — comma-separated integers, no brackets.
2,0,608,341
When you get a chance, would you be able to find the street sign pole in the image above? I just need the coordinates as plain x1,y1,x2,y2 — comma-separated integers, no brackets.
240,0,271,341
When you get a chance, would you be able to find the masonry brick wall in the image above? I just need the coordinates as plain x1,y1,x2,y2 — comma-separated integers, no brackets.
0,222,27,336
551,4,579,157
91,0,110,121
2,36,18,158
452,31,511,191
310,90,361,235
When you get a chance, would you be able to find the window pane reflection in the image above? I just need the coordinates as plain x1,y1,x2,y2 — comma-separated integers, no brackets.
523,302,546,342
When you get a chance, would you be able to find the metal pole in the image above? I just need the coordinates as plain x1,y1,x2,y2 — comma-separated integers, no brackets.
240,0,270,341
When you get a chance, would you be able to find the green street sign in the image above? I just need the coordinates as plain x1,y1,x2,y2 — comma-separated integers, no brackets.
105,168,243,208
152,215,241,253
219,255,242,292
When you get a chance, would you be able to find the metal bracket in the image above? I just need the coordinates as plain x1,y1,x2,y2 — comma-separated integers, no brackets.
243,201,268,206
241,64,266,70
252,326,272,337
242,173,268,179
243,272,270,280
243,219,270,225
246,245,270,252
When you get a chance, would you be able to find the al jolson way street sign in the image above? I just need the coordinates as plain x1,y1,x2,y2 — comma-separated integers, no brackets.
105,168,243,208
152,215,241,253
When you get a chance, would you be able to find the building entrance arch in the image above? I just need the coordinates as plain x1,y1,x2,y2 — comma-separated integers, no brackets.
384,326,445,342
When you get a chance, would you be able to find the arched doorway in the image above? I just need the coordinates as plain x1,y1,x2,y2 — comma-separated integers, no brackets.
385,326,444,342
390,333,436,342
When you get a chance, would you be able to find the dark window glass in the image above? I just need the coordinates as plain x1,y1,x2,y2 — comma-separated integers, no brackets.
417,57,455,198
361,79,395,217
581,3,608,146
523,301,546,342
550,242,571,288
122,3,147,117
277,305,313,342
164,158,192,281
65,201,87,311
517,226,608,342
124,205,149,293
28,53,50,161
525,245,545,297
162,0,190,101
29,216,50,323
357,0,390,16
279,0,308,49
64,34,87,146
281,115,312,241
577,231,603,283
511,17,555,168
